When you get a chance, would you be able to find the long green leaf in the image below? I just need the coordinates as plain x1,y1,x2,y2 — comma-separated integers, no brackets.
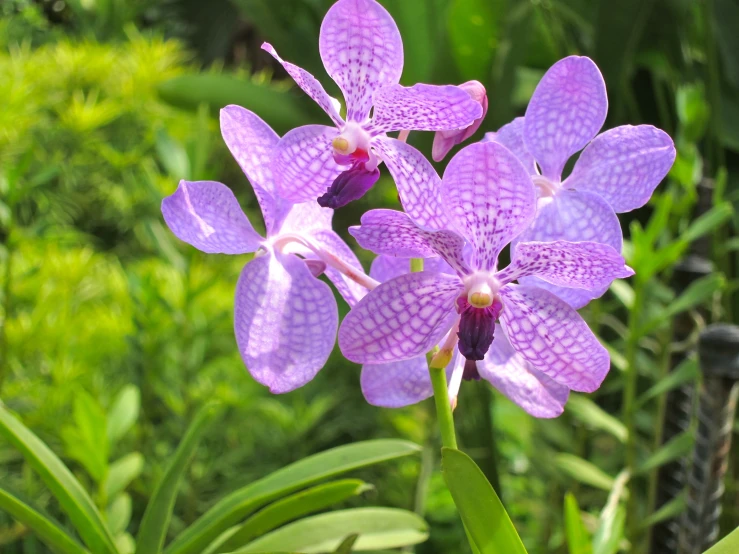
219,480,371,552
105,453,144,501
555,454,615,491
636,432,694,475
165,440,421,554
135,404,220,554
232,508,428,553
637,359,699,407
106,385,140,446
441,448,527,554
0,487,89,554
639,493,686,530
704,526,739,553
0,403,118,554
567,396,627,443
564,493,592,554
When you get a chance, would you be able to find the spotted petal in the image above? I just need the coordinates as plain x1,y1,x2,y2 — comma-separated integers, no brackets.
162,180,263,254
319,0,403,122
524,56,607,181
442,141,536,271
349,210,470,275
483,117,536,174
339,271,462,363
361,356,432,407
372,137,449,229
497,240,633,290
477,325,569,418
273,125,344,203
220,106,289,234
369,255,455,283
499,285,610,393
368,84,483,134
234,251,338,393
262,43,344,127
312,229,368,307
564,125,676,212
513,190,623,308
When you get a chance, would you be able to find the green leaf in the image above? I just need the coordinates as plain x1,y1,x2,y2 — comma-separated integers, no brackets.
105,453,144,501
609,280,634,309
636,432,694,475
639,492,686,529
564,493,592,554
448,0,499,81
107,385,140,446
107,493,132,536
592,505,625,554
441,448,527,554
0,487,89,554
62,391,109,483
333,534,359,554
637,359,699,407
676,84,710,142
155,130,191,181
554,454,615,491
380,0,437,84
703,525,739,554
135,403,221,554
681,203,734,244
219,480,371,552
0,403,118,554
165,440,421,554
567,396,627,443
233,508,428,553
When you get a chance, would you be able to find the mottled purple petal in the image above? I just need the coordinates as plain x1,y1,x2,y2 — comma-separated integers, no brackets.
319,0,403,122
513,190,623,308
369,255,454,283
368,84,483,134
432,80,488,162
220,106,290,233
499,285,610,393
279,201,334,236
477,325,569,418
524,56,607,181
442,141,536,271
373,137,449,230
273,125,343,203
261,43,344,127
483,117,536,174
361,355,432,407
311,229,368,307
339,271,462,363
234,251,338,393
162,180,263,254
497,240,633,290
349,210,470,275
564,125,676,212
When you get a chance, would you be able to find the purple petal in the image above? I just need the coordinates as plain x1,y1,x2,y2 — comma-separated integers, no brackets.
361,355,432,407
524,56,607,181
349,210,470,275
497,240,633,290
369,255,455,283
220,106,290,234
339,271,462,363
319,0,403,122
234,251,338,393
279,201,334,236
368,84,483,134
432,80,488,162
513,190,623,308
564,125,676,213
372,137,449,230
273,125,344,203
311,229,368,307
162,180,263,254
499,285,610,393
317,164,380,209
441,141,536,271
477,325,569,418
262,43,344,127
483,117,537,174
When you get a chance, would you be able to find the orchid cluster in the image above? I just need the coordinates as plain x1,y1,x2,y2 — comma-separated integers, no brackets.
162,0,675,419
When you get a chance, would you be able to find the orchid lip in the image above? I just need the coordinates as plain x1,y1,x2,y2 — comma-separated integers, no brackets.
462,272,501,308
533,175,560,197
332,121,372,157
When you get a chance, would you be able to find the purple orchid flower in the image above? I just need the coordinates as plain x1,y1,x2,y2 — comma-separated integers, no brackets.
161,105,371,394
432,80,488,162
262,0,483,209
485,56,676,308
340,141,634,408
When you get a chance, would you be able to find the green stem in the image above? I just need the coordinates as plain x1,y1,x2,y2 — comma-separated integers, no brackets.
0,230,13,395
429,365,458,449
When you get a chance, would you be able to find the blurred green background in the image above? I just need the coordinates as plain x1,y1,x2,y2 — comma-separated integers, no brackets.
1,0,738,552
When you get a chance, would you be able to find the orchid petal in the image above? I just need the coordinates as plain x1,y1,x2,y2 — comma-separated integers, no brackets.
339,271,462,363
441,141,536,271
319,0,403,122
513,190,623,308
220,106,289,234
349,210,470,275
499,285,610,393
360,355,432,407
524,56,607,181
234,251,338,393
483,117,536,174
262,43,344,127
162,180,263,254
564,125,676,212
311,229,368,307
273,125,343,203
497,240,633,290
369,255,455,283
477,325,569,418
279,200,334,237
368,84,483,134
